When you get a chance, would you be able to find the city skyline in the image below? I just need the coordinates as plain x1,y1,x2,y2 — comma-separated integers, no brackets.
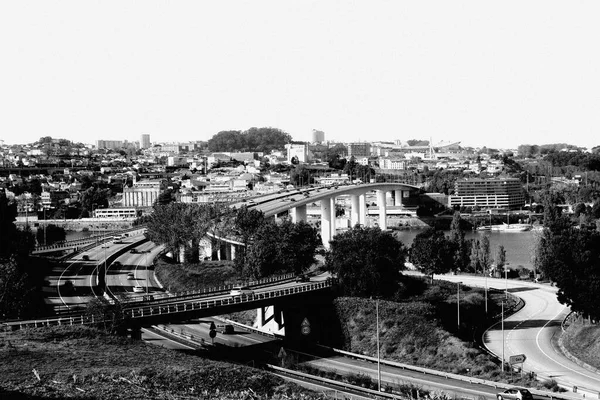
1,1,599,150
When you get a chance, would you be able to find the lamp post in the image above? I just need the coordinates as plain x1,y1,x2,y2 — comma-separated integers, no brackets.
505,263,509,299
457,282,461,330
376,298,381,391
501,301,505,372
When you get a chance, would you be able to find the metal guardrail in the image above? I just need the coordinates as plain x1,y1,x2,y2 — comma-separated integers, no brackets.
3,279,335,330
124,279,334,319
122,273,297,305
327,347,597,400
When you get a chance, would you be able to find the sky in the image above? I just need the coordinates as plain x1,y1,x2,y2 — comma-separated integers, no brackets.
1,1,599,150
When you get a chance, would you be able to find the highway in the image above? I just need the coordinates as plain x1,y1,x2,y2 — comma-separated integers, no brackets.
436,274,600,394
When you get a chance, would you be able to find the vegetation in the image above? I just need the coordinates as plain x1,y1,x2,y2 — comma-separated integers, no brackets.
325,226,407,297
410,228,455,281
35,223,66,245
207,127,292,153
244,219,320,279
0,326,320,400
535,207,600,319
561,322,600,370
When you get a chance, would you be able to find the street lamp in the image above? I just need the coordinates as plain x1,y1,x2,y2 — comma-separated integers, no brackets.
376,298,381,391
505,263,509,299
501,301,505,372
457,282,461,330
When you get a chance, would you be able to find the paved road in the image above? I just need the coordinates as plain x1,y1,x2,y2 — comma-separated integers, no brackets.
436,274,600,393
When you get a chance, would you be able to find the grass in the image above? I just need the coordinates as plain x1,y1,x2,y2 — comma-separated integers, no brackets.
0,326,324,399
562,322,600,369
154,255,239,293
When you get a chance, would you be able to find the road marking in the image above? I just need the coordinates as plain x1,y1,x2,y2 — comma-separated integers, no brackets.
535,307,600,384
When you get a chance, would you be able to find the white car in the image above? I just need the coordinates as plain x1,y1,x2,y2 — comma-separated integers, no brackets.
133,286,144,293
230,286,254,297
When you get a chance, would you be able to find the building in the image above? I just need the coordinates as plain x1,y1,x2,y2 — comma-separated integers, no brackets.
122,180,162,207
140,134,151,149
312,129,325,144
285,144,308,163
448,178,525,210
347,143,371,158
96,140,123,150
93,207,138,219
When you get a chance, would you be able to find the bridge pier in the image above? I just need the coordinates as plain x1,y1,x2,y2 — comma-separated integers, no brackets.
290,205,307,223
376,190,388,230
320,197,332,248
256,305,285,335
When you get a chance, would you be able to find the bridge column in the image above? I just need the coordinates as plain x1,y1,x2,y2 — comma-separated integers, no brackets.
377,189,387,230
230,244,236,261
394,189,403,206
290,205,307,223
225,244,232,260
199,237,212,261
320,197,332,248
359,194,366,226
330,197,336,239
350,195,360,227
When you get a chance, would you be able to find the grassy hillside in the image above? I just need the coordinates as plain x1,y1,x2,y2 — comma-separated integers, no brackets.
154,256,239,292
0,326,321,399
562,323,600,369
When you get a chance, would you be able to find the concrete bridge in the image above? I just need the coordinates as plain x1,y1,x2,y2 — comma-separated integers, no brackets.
6,278,338,344
232,182,420,248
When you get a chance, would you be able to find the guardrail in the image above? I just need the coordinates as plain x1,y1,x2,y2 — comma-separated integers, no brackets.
326,347,594,400
124,279,335,320
122,273,297,306
33,226,147,253
3,279,335,330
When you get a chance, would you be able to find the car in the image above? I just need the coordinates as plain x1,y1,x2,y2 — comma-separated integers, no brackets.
295,275,309,283
230,285,254,297
497,388,533,400
127,272,135,280
133,286,144,293
130,249,138,254
82,255,90,261
217,324,234,334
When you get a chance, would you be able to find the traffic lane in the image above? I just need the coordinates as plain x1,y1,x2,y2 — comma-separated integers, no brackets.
162,317,275,348
141,328,197,351
439,274,600,392
302,355,503,400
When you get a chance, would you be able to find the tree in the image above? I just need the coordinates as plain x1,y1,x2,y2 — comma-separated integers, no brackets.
535,224,600,319
290,165,312,187
449,212,470,271
244,219,320,278
410,228,455,282
0,258,31,319
232,207,265,272
469,239,480,273
496,245,506,269
36,224,66,246
479,236,491,274
326,226,407,297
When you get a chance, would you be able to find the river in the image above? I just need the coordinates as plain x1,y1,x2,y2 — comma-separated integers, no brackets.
393,228,542,270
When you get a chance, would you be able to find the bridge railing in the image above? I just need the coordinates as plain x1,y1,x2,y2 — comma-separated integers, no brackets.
124,279,335,320
122,272,297,305
3,279,335,330
33,226,147,252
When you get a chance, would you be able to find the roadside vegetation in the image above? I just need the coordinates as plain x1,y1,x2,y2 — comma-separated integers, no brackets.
562,322,600,370
0,325,322,400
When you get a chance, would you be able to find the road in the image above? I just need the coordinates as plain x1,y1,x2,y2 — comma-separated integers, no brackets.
47,233,154,311
436,274,600,393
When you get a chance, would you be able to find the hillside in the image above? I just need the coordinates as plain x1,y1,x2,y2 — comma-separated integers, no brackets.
0,326,322,399
562,323,600,370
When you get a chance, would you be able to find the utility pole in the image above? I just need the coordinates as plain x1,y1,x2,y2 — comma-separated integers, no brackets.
376,299,381,392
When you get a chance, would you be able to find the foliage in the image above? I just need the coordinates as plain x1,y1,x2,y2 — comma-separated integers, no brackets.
232,206,266,271
535,220,600,319
496,245,506,268
79,185,111,217
245,219,320,278
35,224,66,245
410,228,455,281
427,169,463,195
449,212,470,271
208,127,292,153
289,165,314,186
85,298,126,333
326,226,407,297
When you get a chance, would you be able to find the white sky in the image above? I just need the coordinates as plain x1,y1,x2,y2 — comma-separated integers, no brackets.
1,1,599,149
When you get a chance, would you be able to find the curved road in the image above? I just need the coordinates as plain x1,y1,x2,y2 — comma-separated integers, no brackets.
437,274,600,393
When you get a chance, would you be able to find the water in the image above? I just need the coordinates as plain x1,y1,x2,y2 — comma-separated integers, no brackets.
393,229,541,270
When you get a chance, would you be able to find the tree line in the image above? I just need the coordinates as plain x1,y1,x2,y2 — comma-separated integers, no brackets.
207,127,292,154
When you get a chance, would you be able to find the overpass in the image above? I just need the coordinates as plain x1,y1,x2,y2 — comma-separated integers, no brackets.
231,182,421,248
5,278,337,343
